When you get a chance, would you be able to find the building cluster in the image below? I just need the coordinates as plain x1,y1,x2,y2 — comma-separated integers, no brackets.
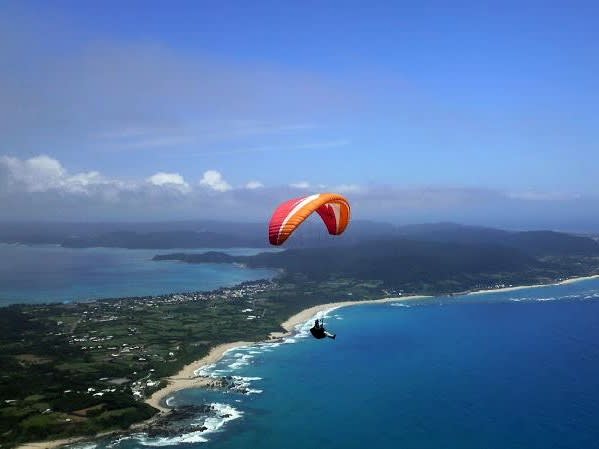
45,280,276,402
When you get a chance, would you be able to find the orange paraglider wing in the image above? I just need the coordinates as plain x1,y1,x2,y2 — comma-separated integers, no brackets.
268,193,351,246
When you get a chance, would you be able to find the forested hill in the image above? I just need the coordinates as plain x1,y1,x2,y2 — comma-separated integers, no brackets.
156,239,537,279
2,221,599,254
395,223,599,256
154,234,599,294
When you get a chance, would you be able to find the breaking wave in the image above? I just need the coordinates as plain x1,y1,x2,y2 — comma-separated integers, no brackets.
508,291,599,303
136,403,242,446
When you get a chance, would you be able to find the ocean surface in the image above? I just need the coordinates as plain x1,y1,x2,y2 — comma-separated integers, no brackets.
82,278,599,449
0,244,279,305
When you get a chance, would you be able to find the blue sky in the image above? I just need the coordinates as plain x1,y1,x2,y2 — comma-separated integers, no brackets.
1,1,598,228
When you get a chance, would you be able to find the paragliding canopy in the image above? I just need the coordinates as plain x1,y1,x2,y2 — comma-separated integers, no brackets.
268,193,351,246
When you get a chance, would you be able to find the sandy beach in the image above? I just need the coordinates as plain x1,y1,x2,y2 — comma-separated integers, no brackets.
15,343,253,449
277,295,431,335
15,272,599,449
467,273,599,296
144,295,432,413
557,274,599,285
145,341,254,412
15,437,90,449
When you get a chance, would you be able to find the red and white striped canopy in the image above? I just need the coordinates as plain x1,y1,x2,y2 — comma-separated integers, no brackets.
268,193,351,246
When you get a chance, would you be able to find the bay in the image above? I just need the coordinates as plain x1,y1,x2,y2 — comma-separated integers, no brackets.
94,278,599,449
0,244,278,305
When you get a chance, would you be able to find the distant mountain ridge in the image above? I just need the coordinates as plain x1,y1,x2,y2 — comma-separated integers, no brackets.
61,230,265,249
395,223,599,256
1,220,599,294
1,221,599,256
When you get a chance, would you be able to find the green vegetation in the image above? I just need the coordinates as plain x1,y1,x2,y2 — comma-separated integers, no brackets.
3,227,599,447
155,238,599,295
0,279,387,448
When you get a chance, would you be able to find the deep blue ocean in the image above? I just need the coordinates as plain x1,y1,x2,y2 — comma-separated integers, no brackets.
0,244,278,305
83,279,599,449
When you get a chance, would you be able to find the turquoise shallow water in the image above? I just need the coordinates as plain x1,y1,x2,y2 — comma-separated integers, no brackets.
0,244,278,305
85,278,599,449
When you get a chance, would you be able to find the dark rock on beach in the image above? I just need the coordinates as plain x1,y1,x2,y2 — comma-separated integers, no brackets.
145,405,217,437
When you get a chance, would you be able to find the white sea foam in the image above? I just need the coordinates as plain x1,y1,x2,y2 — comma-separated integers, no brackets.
288,307,343,342
105,435,134,448
138,432,208,446
221,345,251,356
189,307,345,410
227,354,253,370
390,303,411,308
71,443,98,449
509,295,577,302
246,388,263,394
165,396,176,407
227,375,264,395
194,363,216,377
203,403,243,432
137,403,243,446
233,376,262,381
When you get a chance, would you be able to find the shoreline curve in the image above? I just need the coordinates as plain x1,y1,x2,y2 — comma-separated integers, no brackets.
15,272,599,449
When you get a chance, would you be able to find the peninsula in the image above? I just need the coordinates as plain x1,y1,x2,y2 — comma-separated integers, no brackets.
3,227,599,448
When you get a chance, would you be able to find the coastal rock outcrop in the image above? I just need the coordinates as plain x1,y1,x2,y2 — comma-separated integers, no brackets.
205,375,251,394
145,405,217,437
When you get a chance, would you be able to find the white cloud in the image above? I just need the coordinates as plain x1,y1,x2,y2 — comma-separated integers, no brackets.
147,172,191,193
1,155,65,192
1,154,597,228
290,181,311,189
0,155,111,194
245,181,264,189
199,170,232,192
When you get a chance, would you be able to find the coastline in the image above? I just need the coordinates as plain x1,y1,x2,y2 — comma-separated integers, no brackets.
467,273,599,296
143,295,433,413
557,274,599,285
276,294,432,335
145,294,432,413
14,437,90,449
14,342,256,449
15,272,599,449
145,341,254,413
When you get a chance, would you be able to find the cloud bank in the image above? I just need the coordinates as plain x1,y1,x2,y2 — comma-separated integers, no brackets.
1,155,596,231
